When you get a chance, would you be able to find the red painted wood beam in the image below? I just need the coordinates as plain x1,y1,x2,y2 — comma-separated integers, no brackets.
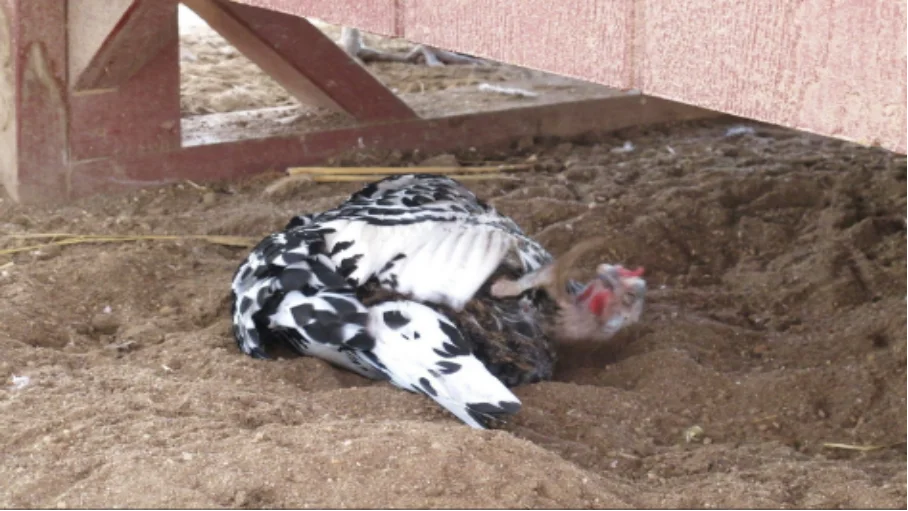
69,95,718,198
68,1,182,162
69,0,179,91
182,0,417,122
68,38,182,162
0,0,182,203
0,0,69,202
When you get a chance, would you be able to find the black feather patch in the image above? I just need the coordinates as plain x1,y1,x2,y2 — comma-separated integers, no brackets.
436,320,471,356
465,400,522,427
338,255,363,278
436,361,462,375
354,182,379,199
303,321,345,345
345,330,375,351
346,312,369,327
400,195,434,208
244,328,261,348
279,268,312,290
255,286,270,307
286,213,316,229
418,377,438,397
380,274,400,290
323,295,360,317
290,303,316,325
309,259,348,289
382,310,410,329
360,350,389,373
330,240,354,256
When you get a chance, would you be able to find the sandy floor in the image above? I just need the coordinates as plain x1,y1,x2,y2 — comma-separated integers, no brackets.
0,15,905,510
176,17,617,146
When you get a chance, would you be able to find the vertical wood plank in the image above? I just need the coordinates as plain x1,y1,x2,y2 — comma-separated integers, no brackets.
0,0,70,202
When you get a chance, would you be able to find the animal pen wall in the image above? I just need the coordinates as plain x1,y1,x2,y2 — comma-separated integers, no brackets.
0,0,905,203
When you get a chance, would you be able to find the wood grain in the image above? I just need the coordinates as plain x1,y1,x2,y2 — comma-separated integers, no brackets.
232,0,907,153
228,0,400,36
0,0,70,202
69,0,178,90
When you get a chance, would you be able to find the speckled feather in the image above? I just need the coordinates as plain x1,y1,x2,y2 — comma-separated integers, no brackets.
359,268,559,388
230,174,555,427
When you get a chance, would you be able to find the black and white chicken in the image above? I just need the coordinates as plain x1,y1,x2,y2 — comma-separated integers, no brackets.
230,174,645,428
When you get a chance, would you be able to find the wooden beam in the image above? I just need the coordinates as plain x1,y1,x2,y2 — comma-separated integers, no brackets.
69,0,179,91
182,0,418,122
68,37,182,161
1,0,182,203
0,0,70,203
67,0,182,162
68,95,719,198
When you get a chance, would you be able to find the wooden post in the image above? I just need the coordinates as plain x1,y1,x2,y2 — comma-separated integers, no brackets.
0,0,70,202
67,0,182,162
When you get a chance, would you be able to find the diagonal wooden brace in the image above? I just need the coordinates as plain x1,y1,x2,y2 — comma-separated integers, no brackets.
69,0,179,91
182,0,418,122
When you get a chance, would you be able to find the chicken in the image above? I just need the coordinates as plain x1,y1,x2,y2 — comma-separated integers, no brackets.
230,174,645,428
337,27,486,67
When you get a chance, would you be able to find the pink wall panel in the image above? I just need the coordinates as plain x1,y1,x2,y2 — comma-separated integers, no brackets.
403,0,635,91
230,0,399,35
639,0,907,152
235,0,907,153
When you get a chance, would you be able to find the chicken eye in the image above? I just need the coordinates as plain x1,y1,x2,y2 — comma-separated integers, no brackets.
622,293,637,307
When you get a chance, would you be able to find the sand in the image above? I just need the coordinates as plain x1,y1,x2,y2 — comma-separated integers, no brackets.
0,17,905,510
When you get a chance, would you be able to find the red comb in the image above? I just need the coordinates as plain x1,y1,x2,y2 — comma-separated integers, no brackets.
618,266,645,278
588,290,611,316
576,283,595,302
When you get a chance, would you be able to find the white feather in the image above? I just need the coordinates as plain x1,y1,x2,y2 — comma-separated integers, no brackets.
365,301,521,428
323,219,516,310
268,290,382,378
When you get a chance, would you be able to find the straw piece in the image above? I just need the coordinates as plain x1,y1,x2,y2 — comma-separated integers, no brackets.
309,173,519,183
0,234,256,256
262,174,313,197
287,164,531,176
821,442,903,452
